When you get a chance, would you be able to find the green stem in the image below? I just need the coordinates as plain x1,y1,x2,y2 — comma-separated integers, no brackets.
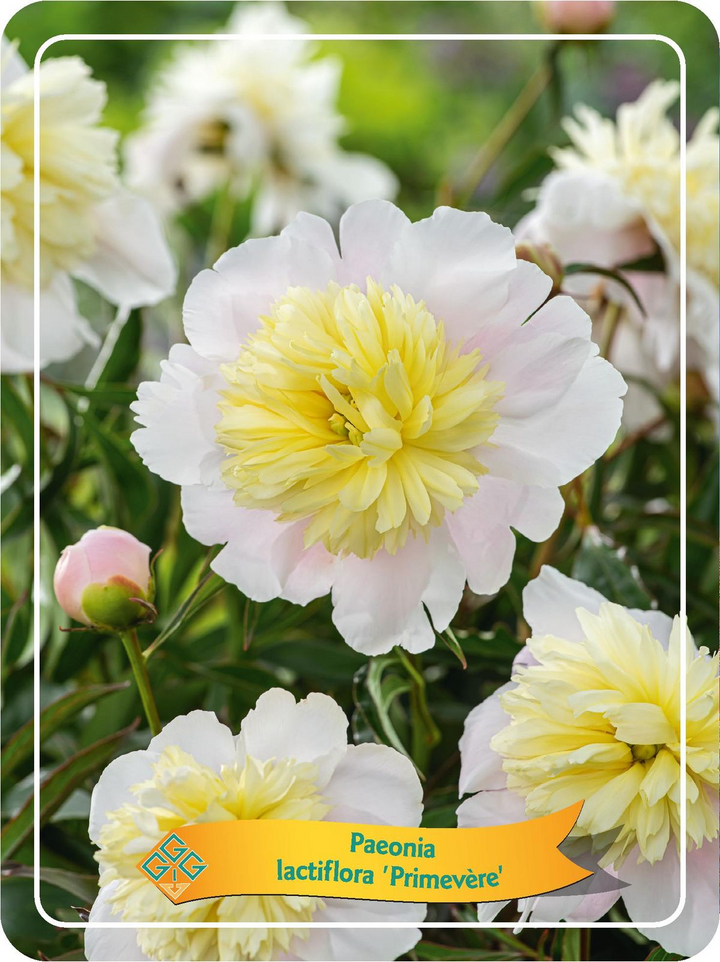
120,629,161,736
395,650,440,772
453,43,559,207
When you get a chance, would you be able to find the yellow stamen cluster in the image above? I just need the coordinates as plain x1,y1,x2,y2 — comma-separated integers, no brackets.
492,604,718,867
216,278,503,559
96,746,329,961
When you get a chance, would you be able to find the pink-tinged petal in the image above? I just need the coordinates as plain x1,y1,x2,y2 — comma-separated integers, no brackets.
148,709,236,773
81,527,152,592
330,537,435,655
523,886,621,925
446,479,564,595
458,684,514,795
183,226,338,362
131,343,225,487
75,190,177,308
384,206,516,344
621,839,720,957
270,523,338,605
89,750,155,843
324,743,422,826
485,354,626,488
523,169,655,268
85,882,147,961
239,689,348,787
338,198,410,284
523,566,674,646
457,788,528,828
300,900,424,962
53,540,93,625
464,261,553,361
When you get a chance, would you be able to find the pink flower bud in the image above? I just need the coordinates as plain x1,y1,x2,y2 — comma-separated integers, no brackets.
53,527,153,630
535,1,616,33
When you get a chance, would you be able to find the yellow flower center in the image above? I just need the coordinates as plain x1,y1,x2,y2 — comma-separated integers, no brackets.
216,278,503,559
1,54,118,288
491,604,718,867
95,746,330,962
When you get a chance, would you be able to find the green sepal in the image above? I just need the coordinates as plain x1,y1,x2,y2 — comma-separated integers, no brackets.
81,577,149,631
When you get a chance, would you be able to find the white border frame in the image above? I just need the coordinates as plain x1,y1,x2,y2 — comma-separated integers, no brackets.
31,30,688,935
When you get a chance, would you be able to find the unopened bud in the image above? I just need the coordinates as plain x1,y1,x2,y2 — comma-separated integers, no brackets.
54,527,154,631
534,1,616,34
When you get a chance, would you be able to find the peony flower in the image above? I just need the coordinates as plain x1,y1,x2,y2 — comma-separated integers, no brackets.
1,39,176,373
124,2,397,235
131,199,625,654
457,565,719,956
518,80,719,428
85,690,425,961
534,1,616,33
53,526,153,630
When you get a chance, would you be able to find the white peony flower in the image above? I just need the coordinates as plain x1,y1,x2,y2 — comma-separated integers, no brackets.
0,39,176,373
85,691,425,961
457,566,719,957
124,2,397,235
518,80,719,429
131,199,625,655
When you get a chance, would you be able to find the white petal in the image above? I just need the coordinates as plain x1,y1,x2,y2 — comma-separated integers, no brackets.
1,272,99,373
621,839,719,957
323,743,422,826
384,206,517,343
131,344,224,487
338,199,410,285
456,788,527,828
523,566,674,646
299,900,424,962
74,191,177,308
330,537,435,655
310,150,399,211
85,882,147,961
89,750,155,843
183,225,338,362
446,479,564,595
525,886,620,924
485,354,626,487
239,689,348,787
458,684,514,795
420,526,466,633
181,486,284,602
148,709,236,773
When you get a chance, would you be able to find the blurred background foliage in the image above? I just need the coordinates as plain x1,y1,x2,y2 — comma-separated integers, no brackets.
1,2,718,961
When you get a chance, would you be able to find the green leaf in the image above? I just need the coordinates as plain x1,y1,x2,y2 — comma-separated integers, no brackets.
572,529,653,608
1,720,137,859
1,376,33,470
439,626,466,668
2,862,98,904
57,382,138,405
1,681,129,779
645,949,683,961
94,309,142,385
415,944,519,961
564,262,647,316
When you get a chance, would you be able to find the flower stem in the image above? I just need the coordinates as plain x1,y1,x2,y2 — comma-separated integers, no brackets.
451,43,560,207
120,629,161,736
395,649,440,772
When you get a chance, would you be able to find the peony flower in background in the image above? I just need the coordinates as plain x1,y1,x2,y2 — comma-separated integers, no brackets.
518,80,719,429
534,1,616,34
53,526,152,631
457,566,719,957
0,39,177,372
85,690,425,961
124,2,397,236
131,199,625,655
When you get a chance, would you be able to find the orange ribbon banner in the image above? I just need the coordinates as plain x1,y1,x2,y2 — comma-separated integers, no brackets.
137,801,591,905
